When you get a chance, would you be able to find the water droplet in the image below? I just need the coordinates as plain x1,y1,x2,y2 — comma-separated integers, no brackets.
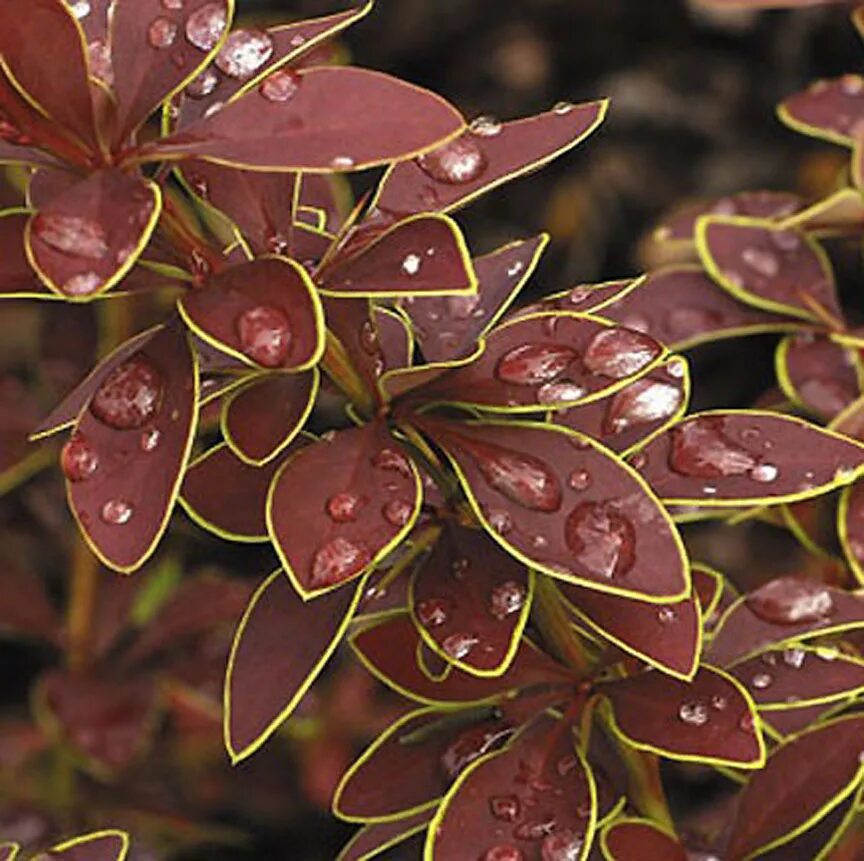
489,795,521,822
235,305,292,367
259,68,301,102
101,499,134,525
470,115,503,136
783,647,806,668
66,0,91,19
325,492,365,523
402,253,422,276
372,447,411,476
742,246,779,279
62,272,102,297
140,427,161,452
330,155,355,170
583,328,660,379
203,100,224,118
552,101,574,115
88,39,114,86
496,343,578,386
162,0,184,9
33,213,108,260
750,463,778,483
417,598,451,628
60,434,99,482
564,502,636,579
604,379,681,434
739,713,756,732
383,498,413,527
483,846,524,861
657,606,677,624
289,33,306,47
541,831,583,861
669,417,757,478
416,136,487,184
310,537,371,588
489,581,526,619
487,509,514,535
747,576,835,625
148,16,178,49
771,229,801,252
440,724,512,780
751,672,772,689
678,700,709,726
185,67,219,98
185,2,228,51
90,356,164,430
711,695,727,711
215,28,273,79
568,469,591,491
507,261,524,278
443,632,479,660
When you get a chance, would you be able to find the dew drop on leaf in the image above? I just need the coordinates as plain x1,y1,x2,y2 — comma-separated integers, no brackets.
215,29,274,79
416,136,487,185
60,434,99,482
583,327,660,379
184,1,227,51
62,272,103,297
310,537,371,588
482,846,524,861
541,831,583,861
741,246,779,278
552,101,574,115
751,672,773,689
439,724,511,781
564,502,636,579
749,463,778,483
536,380,586,405
90,356,164,430
678,700,709,726
604,379,681,434
401,253,422,276
568,469,591,491
417,598,450,627
442,632,479,660
371,447,412,476
489,580,526,619
489,795,521,822
657,606,676,625
325,492,365,523
487,509,514,535
101,499,134,525
330,155,355,170
66,0,91,19
33,214,108,260
162,0,184,9
495,344,578,386
469,115,502,137
711,695,727,711
185,67,219,98
148,17,179,49
746,576,835,625
446,293,481,320
88,39,114,86
382,498,413,527
235,305,292,367
669,417,757,478
259,68,301,102
139,427,161,453
783,647,806,668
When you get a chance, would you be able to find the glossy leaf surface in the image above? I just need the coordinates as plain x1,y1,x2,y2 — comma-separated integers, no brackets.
337,810,432,861
601,819,687,861
779,75,864,146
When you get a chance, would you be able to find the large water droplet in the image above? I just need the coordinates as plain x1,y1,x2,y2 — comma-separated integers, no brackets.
536,380,586,405
416,136,487,185
443,632,479,660
372,447,412,476
382,498,413,527
185,67,219,98
742,246,779,278
482,846,524,861
185,1,227,51
33,213,108,259
604,379,681,434
583,328,660,379
678,700,709,726
750,463,778,483
746,576,835,625
470,115,502,137
235,305,292,367
215,28,274,79
148,16,179,49
310,537,371,588
62,272,102,297
325,492,365,523
669,417,757,478
90,356,164,430
259,68,301,102
417,598,450,627
489,581,526,619
101,499,134,525
541,831,583,861
60,434,99,482
564,502,635,579
495,343,578,386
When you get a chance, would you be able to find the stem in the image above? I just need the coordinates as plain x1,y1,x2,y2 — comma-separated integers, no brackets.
320,330,376,418
531,577,592,677
67,534,100,672
373,524,442,595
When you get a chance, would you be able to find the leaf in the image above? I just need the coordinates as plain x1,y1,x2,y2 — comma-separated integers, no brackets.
422,419,689,601
177,256,324,371
221,369,318,465
317,213,476,298
600,818,687,861
534,278,641,317
224,569,363,762
693,563,725,621
0,844,17,861
267,422,421,597
350,613,573,706
403,235,549,362
778,75,864,147
413,312,665,413
426,714,597,861
557,577,701,679
728,645,864,710
696,215,840,323
635,411,864,507
781,187,864,236
597,266,799,351
323,296,385,406
707,577,864,666
41,830,130,861
25,170,162,300
375,307,413,374
409,523,533,676
762,700,846,741
338,814,431,861
727,714,864,859
0,209,55,298
65,323,198,572
555,356,690,456
142,66,465,171
601,666,765,768
373,101,608,216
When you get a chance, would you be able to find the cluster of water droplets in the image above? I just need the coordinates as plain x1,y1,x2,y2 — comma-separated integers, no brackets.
678,692,734,728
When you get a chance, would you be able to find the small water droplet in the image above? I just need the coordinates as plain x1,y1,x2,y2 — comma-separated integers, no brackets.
185,67,219,98
372,447,412,476
470,115,502,136
416,136,487,184
489,795,521,822
783,647,806,668
215,28,274,79
442,632,478,660
568,469,591,491
90,356,164,430
496,343,578,387
289,33,306,47
67,0,91,19
564,502,636,579
401,253,422,276
140,427,161,452
101,499,134,525
483,845,524,861
711,694,727,710
739,713,755,732
325,492,365,523
417,598,451,627
669,416,757,478
507,261,524,278
60,434,99,482
382,498,413,527
746,576,835,625
552,101,574,115
489,580,526,619
33,213,108,259
259,68,301,102
604,379,681,434
162,0,184,9
583,327,660,379
487,509,514,535
657,606,677,625
540,831,583,861
310,537,371,588
62,272,103,297
235,305,292,367
330,155,355,170
148,16,178,49
88,39,114,86
771,229,801,252
751,672,772,689
678,700,709,726
750,463,778,483
667,306,724,337
742,246,779,278
185,1,228,51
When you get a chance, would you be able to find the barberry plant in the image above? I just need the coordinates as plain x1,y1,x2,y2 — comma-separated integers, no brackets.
7,0,864,859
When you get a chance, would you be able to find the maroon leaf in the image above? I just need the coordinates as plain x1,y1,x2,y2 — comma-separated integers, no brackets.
779,75,864,146
635,411,864,506
267,422,421,597
555,356,690,456
65,323,198,572
350,613,573,706
26,170,161,300
317,213,476,298
413,312,665,413
696,216,840,323
142,67,465,171
727,714,864,859
337,810,432,861
597,266,799,350
839,481,864,582
601,819,687,860
422,419,689,601
0,209,55,298
763,700,845,740
557,577,701,679
222,370,318,465
373,101,607,216
427,714,596,861
224,569,364,762
693,563,725,622
41,831,130,861
375,307,413,374
178,256,324,370
410,523,533,676
0,566,61,644
403,235,549,362
782,187,864,236
533,278,640,318
707,576,864,666
601,666,765,767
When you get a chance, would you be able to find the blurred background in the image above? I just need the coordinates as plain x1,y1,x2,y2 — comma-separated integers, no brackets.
2,1,864,858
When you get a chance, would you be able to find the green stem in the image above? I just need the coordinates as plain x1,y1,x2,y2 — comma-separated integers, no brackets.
531,577,592,677
320,330,376,419
67,534,99,673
